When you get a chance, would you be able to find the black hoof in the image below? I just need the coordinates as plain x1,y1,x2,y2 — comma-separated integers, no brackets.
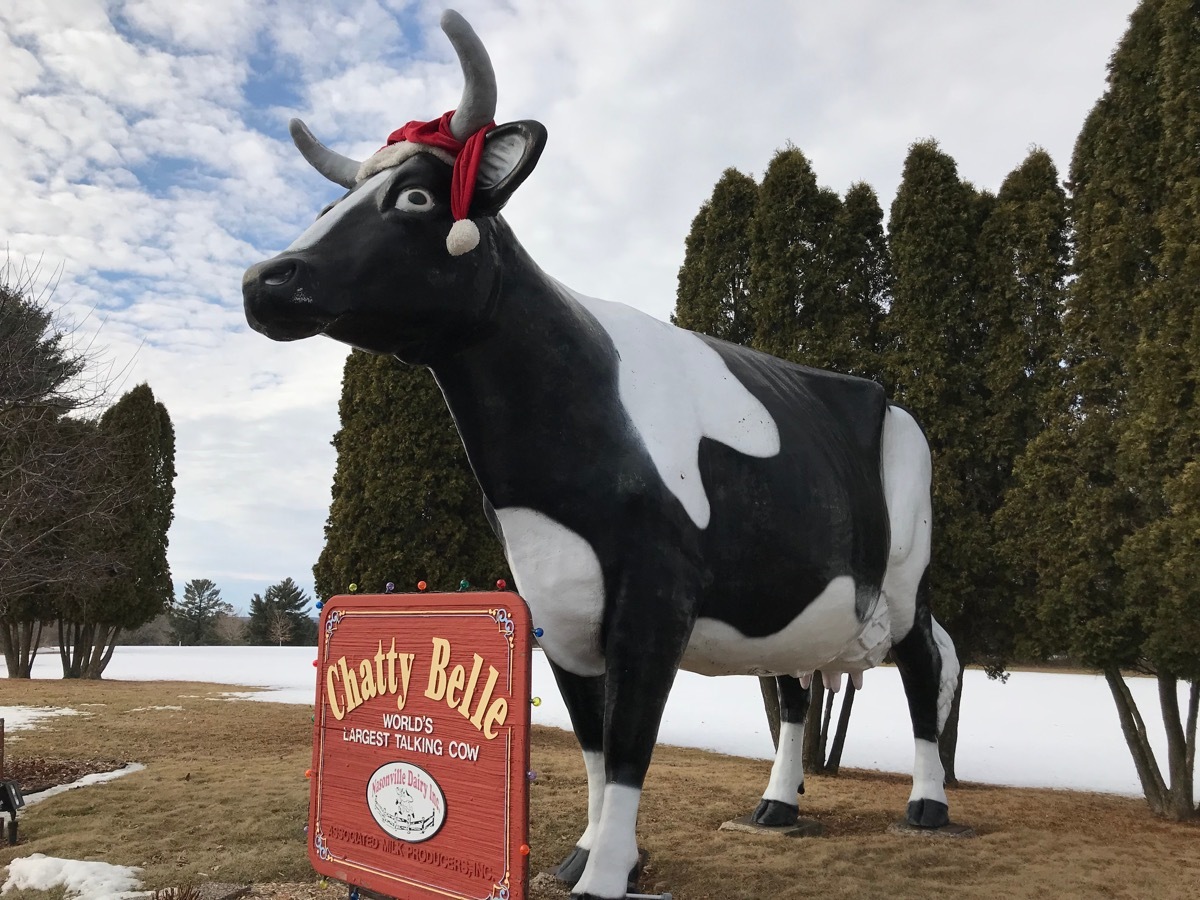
555,846,588,886
906,798,950,828
751,798,800,827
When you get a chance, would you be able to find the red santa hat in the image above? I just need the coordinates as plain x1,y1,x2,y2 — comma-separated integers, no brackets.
356,110,495,256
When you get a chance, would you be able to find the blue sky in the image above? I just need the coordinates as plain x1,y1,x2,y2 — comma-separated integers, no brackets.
2,0,1137,612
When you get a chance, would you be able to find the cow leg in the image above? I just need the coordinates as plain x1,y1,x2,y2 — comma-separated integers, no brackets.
547,662,606,886
572,585,693,900
890,571,960,828
880,404,961,827
750,675,810,826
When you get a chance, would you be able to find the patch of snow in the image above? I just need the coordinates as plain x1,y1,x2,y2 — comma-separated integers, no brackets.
20,764,146,807
4,645,1196,797
0,706,85,731
126,706,183,712
1,853,143,899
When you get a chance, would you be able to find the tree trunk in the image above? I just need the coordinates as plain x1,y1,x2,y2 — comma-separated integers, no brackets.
825,682,856,775
60,620,94,679
83,625,118,679
1103,666,1169,815
759,676,781,750
803,675,825,774
58,621,71,677
15,621,39,678
818,688,834,767
938,666,965,787
1158,673,1197,821
0,624,17,678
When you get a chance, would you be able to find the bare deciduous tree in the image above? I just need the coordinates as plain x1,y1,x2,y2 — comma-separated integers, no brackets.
0,258,135,677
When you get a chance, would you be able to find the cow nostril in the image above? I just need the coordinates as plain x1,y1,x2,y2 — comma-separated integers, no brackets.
261,260,298,287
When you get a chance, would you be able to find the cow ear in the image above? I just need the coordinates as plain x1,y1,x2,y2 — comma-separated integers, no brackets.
473,120,547,215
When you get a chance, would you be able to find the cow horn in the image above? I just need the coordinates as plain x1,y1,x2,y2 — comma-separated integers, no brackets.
442,10,497,141
289,119,361,189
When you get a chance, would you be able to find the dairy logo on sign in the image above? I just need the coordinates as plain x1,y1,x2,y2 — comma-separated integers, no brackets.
366,761,447,842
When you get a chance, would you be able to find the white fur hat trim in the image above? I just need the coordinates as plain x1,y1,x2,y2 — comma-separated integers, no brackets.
356,141,456,184
447,219,480,256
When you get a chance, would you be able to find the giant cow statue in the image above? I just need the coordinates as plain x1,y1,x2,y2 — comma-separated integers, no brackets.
243,11,960,900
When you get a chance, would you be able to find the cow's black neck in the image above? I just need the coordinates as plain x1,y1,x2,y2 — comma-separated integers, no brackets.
424,219,631,518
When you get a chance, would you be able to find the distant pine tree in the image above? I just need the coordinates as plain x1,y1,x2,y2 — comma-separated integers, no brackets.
247,577,316,646
169,579,231,646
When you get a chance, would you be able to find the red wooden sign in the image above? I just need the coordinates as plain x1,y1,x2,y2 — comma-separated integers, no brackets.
309,592,532,900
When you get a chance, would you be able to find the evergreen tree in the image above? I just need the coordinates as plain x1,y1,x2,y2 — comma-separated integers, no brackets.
313,352,510,600
970,149,1070,667
169,579,232,646
748,147,843,362
672,168,758,344
884,140,1000,781
819,182,890,378
976,150,1069,488
58,383,176,678
999,0,1198,820
247,577,317,645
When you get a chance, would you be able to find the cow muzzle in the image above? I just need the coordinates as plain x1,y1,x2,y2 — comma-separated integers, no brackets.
242,255,336,341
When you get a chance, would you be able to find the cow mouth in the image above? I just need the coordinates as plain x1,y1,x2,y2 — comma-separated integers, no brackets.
244,302,339,342
255,318,333,341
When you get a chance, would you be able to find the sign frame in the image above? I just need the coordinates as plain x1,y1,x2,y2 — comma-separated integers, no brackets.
308,592,532,900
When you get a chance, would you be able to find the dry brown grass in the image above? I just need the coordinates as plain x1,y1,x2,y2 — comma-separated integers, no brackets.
1,678,1197,899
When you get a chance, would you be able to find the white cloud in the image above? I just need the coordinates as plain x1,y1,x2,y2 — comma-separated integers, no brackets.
1,0,1136,610
122,0,265,54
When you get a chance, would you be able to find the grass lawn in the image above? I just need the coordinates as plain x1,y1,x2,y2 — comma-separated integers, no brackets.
1,678,1197,899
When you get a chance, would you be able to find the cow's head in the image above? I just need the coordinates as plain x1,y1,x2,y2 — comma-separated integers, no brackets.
243,10,546,364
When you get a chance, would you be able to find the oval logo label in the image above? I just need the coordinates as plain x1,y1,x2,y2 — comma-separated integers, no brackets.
366,761,446,842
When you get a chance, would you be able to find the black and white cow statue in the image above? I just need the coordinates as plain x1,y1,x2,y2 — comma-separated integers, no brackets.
243,11,960,900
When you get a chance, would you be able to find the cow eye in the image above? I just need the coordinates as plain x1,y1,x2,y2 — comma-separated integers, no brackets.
394,189,434,212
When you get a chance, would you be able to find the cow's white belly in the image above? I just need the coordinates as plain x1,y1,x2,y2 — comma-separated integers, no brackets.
681,576,892,679
494,509,893,683
494,507,606,677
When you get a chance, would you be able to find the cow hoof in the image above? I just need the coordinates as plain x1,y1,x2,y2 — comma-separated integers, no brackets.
555,846,588,885
906,798,950,828
751,799,800,827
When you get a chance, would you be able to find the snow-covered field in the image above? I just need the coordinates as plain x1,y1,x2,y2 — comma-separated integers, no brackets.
10,644,1194,798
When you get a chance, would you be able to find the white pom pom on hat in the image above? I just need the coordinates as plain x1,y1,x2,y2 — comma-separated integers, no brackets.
446,219,481,256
